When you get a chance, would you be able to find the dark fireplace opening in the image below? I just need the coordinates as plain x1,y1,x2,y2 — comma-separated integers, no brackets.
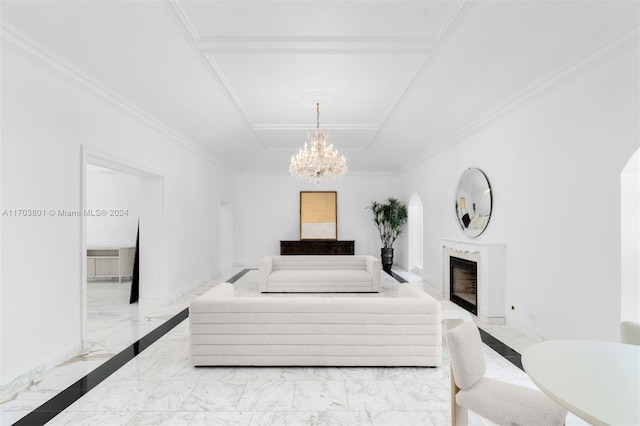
450,256,477,315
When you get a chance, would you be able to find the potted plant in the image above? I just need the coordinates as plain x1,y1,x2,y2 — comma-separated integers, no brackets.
367,197,408,272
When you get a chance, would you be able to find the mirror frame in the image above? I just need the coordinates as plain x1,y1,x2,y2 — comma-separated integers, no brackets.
454,168,492,238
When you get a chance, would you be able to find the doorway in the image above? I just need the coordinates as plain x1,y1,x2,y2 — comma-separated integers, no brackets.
81,147,166,353
85,164,141,333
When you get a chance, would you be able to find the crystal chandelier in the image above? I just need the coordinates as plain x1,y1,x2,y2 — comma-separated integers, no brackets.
289,103,347,183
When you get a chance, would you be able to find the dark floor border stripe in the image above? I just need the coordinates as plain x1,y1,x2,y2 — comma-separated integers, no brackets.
386,269,407,283
13,269,253,426
387,269,523,371
226,268,254,283
478,328,523,370
13,308,189,426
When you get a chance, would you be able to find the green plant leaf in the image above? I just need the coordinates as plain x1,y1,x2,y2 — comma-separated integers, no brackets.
366,197,408,249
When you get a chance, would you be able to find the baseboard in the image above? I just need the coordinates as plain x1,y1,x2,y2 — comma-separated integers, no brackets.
1,343,82,399
474,314,505,325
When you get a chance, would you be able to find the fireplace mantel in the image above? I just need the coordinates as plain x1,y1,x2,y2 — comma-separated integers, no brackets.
439,238,506,249
439,238,506,324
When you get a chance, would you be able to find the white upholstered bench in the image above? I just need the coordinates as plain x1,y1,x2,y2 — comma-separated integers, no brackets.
189,282,442,367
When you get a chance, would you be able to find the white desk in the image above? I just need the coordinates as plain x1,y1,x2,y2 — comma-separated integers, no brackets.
522,340,639,426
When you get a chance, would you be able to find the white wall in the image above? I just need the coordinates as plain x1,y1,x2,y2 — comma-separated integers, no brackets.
0,49,233,389
86,170,141,248
397,45,639,341
621,149,640,323
234,174,399,266
219,202,234,272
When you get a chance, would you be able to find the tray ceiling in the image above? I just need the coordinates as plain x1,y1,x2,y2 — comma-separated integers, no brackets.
1,1,637,173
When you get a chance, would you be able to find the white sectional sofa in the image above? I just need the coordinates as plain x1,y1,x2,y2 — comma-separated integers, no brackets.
189,282,442,367
258,255,381,293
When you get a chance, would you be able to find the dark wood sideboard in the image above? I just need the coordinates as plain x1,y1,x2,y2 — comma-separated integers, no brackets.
280,240,355,255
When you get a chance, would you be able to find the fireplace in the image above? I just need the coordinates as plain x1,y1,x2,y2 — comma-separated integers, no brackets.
440,239,506,324
450,256,477,315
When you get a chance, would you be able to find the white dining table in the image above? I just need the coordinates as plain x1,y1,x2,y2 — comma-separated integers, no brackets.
522,340,640,426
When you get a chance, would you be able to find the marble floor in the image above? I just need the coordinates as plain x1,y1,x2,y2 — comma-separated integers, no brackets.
1,269,586,426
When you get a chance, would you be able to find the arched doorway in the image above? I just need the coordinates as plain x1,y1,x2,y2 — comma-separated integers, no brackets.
621,148,639,323
408,193,424,275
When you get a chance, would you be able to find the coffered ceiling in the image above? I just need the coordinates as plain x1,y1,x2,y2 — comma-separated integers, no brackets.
1,1,638,173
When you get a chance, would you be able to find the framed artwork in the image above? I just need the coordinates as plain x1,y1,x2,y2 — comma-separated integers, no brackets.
300,191,337,240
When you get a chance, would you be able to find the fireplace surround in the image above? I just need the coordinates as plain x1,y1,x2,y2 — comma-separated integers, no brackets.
440,238,506,324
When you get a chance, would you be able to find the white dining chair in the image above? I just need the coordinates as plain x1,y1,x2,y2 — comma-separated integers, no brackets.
447,322,567,426
621,321,640,345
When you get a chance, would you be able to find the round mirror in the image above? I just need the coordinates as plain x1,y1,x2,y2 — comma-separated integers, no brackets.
455,168,492,237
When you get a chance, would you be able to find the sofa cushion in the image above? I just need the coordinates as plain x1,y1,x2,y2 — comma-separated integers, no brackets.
268,269,372,283
191,294,438,314
272,255,367,270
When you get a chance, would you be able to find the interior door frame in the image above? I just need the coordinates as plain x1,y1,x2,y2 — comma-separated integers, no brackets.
80,146,166,352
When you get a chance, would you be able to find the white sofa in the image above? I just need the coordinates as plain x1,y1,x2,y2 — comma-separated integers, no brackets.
258,255,381,293
190,282,442,367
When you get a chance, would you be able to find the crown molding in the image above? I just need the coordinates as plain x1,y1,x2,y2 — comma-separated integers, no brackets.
252,124,379,131
201,53,267,149
196,36,436,53
166,0,200,42
165,2,452,154
0,20,232,173
377,52,430,130
200,45,427,150
162,2,267,151
202,53,252,122
170,0,461,52
364,1,473,152
267,147,365,152
252,124,376,151
398,22,640,175
435,0,467,42
235,170,395,178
